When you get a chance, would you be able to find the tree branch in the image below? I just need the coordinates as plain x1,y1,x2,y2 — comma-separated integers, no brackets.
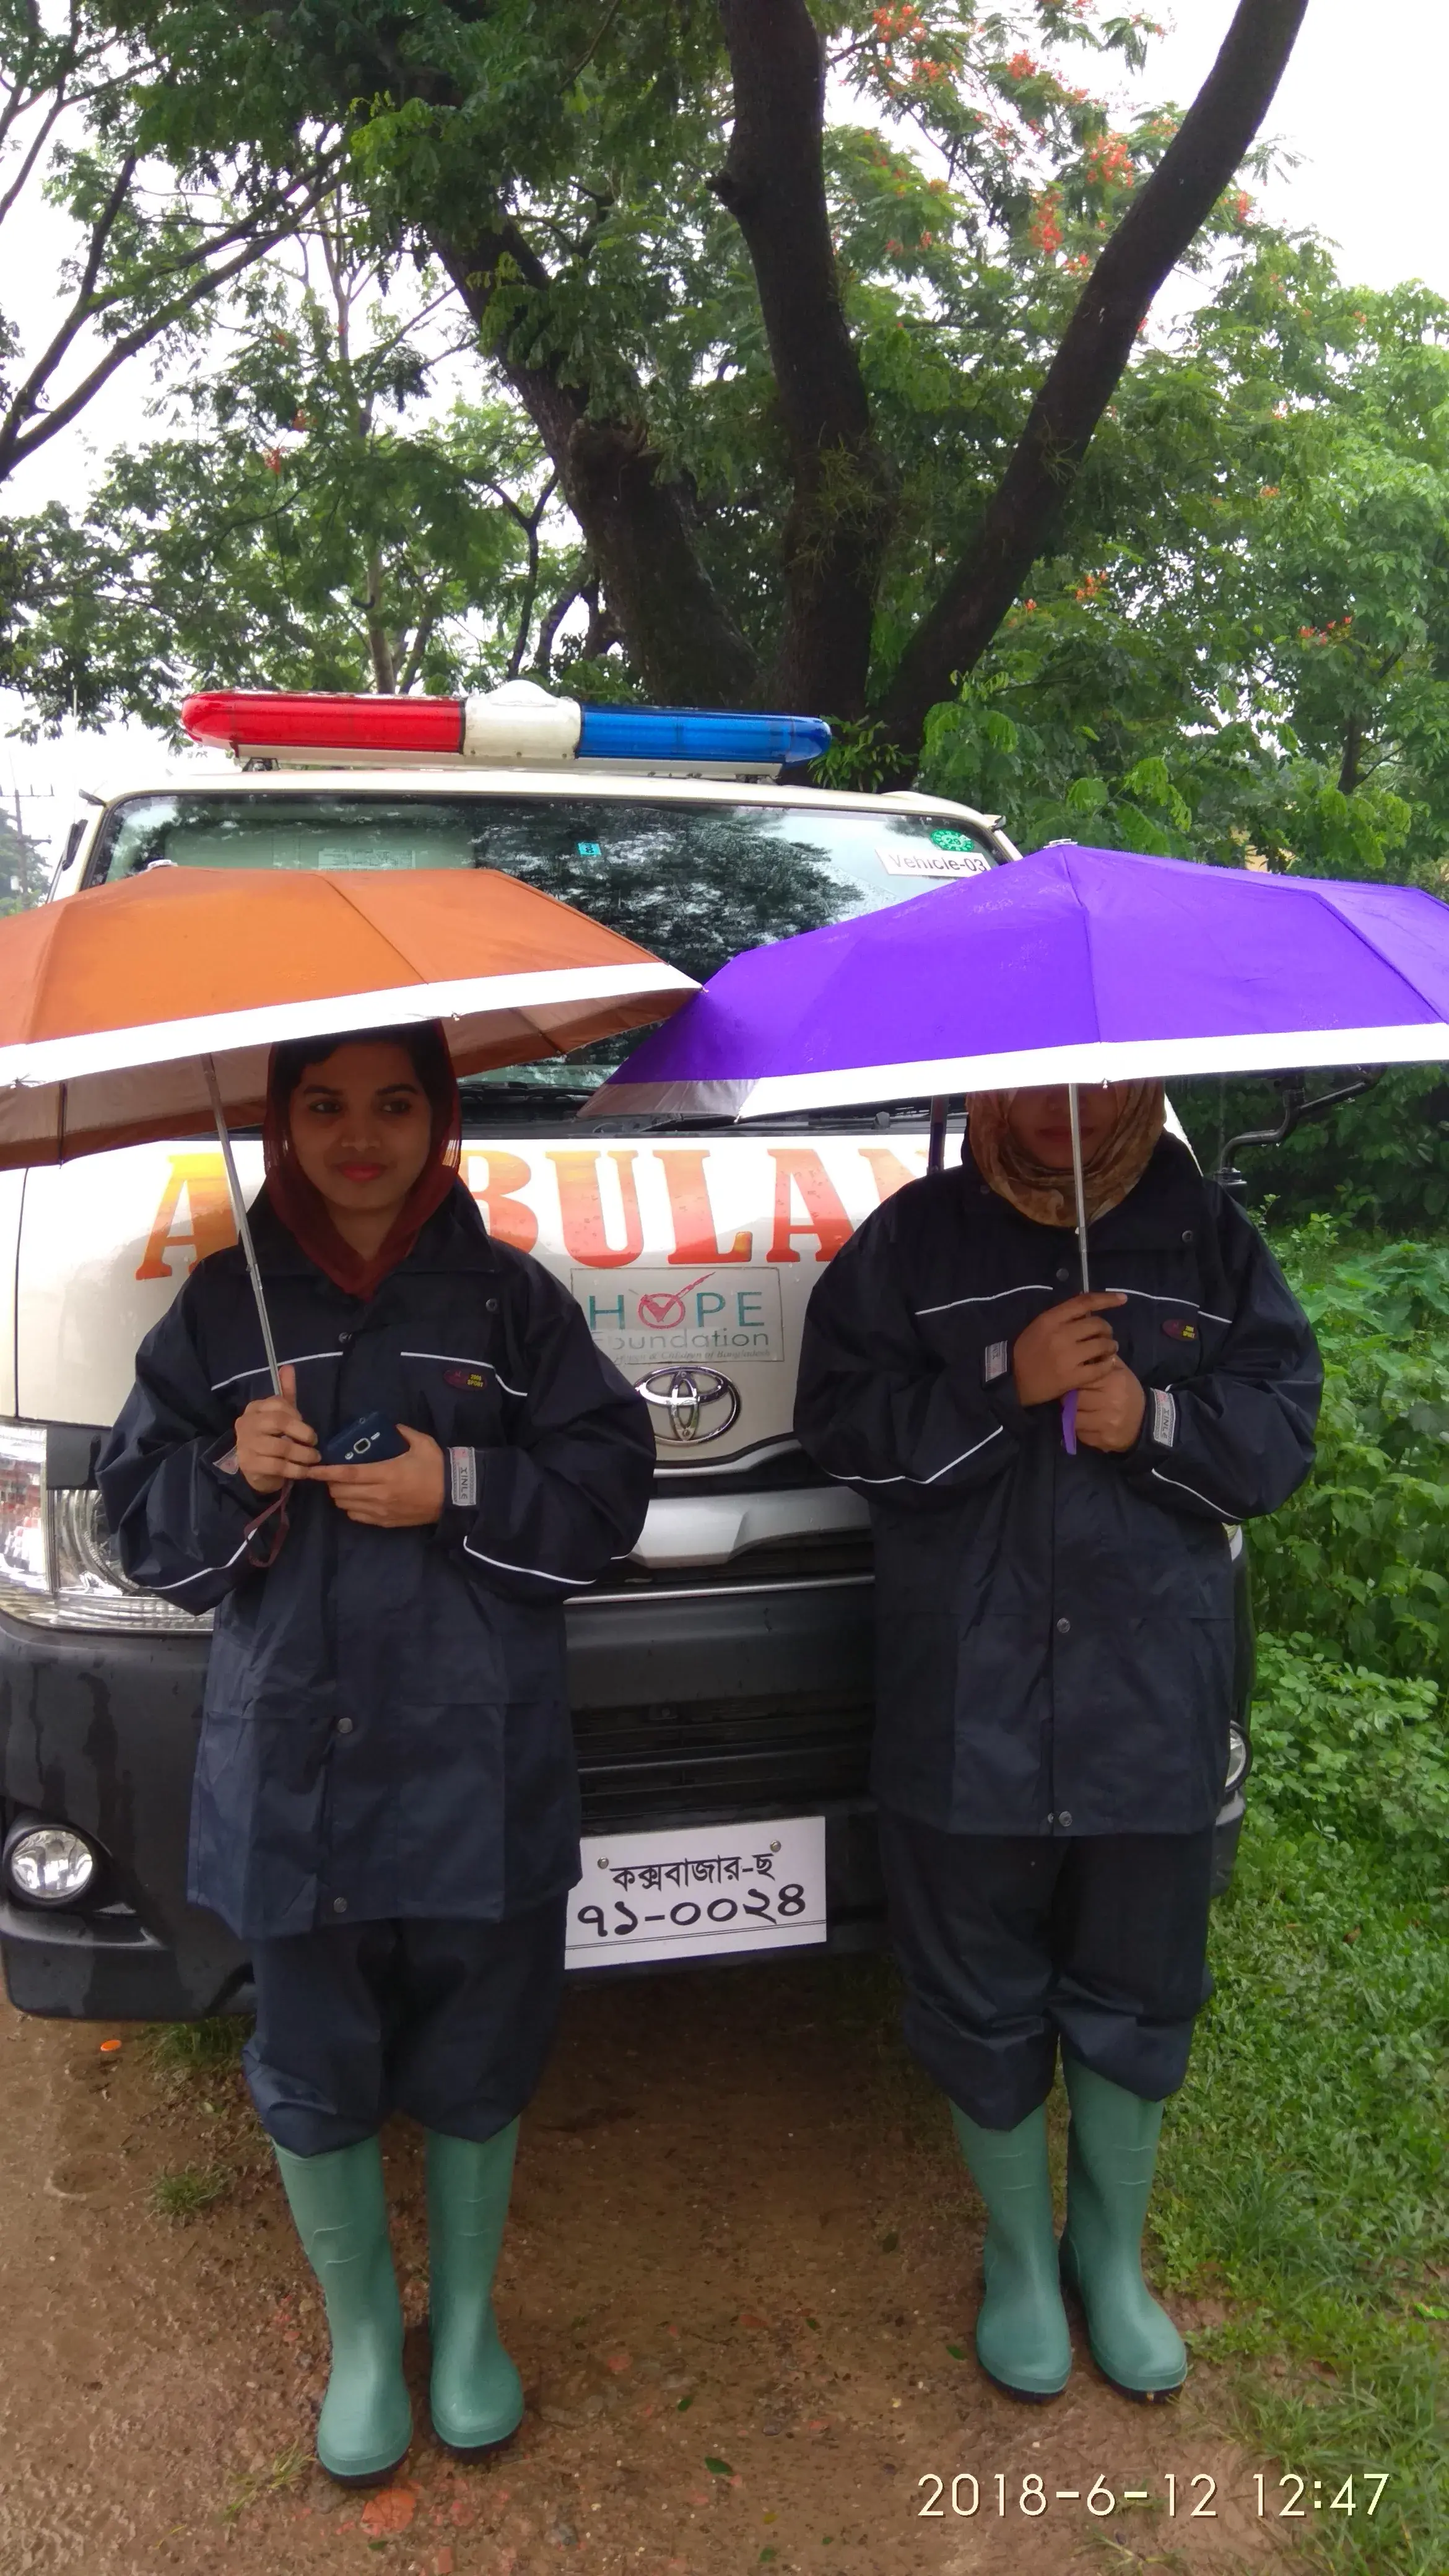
875,0,1311,762
0,162,341,482
433,216,760,705
710,0,892,718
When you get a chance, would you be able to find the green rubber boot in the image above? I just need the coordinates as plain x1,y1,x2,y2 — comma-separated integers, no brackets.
1058,2060,1187,2399
272,2138,412,2484
425,2124,525,2453
950,2103,1072,2400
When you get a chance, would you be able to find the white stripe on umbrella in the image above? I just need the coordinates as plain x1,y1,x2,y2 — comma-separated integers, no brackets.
588,1016,1449,1123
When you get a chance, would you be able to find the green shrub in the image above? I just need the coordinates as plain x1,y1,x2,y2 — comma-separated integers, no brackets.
1250,1637,1449,1862
1250,1225,1449,1681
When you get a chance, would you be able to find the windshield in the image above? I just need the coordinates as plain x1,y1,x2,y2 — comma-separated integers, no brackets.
88,791,998,1125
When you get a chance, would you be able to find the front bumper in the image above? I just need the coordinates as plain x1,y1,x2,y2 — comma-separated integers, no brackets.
0,1570,881,2019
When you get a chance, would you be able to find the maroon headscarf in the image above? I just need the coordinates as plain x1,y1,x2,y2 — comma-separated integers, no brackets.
262,1021,463,1300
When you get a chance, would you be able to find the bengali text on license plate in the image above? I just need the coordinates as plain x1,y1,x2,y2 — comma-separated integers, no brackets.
565,1815,827,1970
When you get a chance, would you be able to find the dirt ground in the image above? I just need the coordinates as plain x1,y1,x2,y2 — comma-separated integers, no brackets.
0,1953,1299,2576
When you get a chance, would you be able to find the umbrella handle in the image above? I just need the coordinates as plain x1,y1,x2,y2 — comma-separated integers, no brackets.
1061,1389,1079,1454
202,1056,284,1399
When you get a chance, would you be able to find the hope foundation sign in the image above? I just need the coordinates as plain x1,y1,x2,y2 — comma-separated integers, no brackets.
572,1268,785,1364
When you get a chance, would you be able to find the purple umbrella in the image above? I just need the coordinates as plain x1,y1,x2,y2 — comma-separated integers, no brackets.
585,838,1449,1450
585,841,1449,1123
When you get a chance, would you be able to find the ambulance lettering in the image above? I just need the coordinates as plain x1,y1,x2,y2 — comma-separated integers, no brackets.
546,1150,645,1267
135,1154,238,1279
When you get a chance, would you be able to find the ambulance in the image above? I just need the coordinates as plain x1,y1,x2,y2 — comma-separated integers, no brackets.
0,681,1249,2020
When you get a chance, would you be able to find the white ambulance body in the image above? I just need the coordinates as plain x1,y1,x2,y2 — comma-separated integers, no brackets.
0,686,1024,2016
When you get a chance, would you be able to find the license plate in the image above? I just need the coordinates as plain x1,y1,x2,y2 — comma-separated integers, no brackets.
565,1814,827,1970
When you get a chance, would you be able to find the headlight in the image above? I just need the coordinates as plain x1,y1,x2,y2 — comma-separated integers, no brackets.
0,1423,211,1633
4,1822,97,1905
1224,1721,1249,1795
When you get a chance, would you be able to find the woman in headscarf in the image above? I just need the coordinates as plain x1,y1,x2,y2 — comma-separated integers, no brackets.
794,1081,1319,2403
98,1025,654,2484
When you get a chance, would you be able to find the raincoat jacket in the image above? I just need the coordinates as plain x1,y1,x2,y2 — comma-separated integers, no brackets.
794,1137,1320,1837
97,1181,655,1938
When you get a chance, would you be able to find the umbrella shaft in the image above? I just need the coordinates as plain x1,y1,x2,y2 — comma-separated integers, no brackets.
1068,1082,1090,1294
202,1057,283,1399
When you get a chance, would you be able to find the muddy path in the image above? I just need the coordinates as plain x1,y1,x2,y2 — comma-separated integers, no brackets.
0,1954,1295,2576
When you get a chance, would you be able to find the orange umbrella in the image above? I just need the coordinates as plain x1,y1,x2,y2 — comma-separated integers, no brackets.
0,864,693,1166
0,864,694,1391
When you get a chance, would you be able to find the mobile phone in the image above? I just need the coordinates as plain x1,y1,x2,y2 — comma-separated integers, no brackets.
320,1412,407,1467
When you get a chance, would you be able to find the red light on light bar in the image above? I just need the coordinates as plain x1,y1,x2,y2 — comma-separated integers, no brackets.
182,690,464,755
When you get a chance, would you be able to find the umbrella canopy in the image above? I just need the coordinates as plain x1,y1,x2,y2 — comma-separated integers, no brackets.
0,864,694,1168
584,840,1449,1121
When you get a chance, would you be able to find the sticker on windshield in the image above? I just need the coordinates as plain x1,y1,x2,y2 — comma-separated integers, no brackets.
876,841,991,879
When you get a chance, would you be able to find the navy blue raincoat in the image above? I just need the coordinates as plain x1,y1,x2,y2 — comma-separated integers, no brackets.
794,1137,1320,1838
97,1182,654,1938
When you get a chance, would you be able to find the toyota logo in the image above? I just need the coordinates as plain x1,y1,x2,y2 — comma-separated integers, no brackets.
637,1365,741,1445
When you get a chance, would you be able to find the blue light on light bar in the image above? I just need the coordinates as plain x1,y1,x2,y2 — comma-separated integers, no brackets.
577,707,832,766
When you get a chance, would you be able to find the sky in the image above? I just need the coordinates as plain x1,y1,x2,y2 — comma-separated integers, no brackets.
5,0,1449,861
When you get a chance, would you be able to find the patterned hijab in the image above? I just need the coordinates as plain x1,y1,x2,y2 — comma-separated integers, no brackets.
967,1082,1166,1229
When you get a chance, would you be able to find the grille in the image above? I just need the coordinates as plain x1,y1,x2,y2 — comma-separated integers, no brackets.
573,1687,872,1825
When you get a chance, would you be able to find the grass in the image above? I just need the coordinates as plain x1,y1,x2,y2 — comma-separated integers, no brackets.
1155,1821,1449,2576
219,2439,309,2525
149,2161,234,2219
143,2014,248,2073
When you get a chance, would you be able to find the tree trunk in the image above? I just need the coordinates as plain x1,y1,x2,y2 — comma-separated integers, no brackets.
875,0,1311,767
434,227,760,709
711,0,893,718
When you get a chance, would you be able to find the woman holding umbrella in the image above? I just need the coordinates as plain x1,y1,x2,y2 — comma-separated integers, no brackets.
98,1022,655,2482
794,1078,1320,2401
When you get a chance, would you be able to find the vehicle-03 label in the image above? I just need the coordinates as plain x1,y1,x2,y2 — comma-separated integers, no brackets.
571,1267,784,1363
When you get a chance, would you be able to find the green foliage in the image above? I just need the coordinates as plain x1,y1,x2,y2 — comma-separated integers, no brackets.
1248,1638,1449,1862
0,808,48,915
6,236,564,726
919,253,1449,874
149,2160,233,2217
1177,1068,1449,1236
1248,1226,1449,1683
1157,1825,1448,2576
3,0,1271,718
144,2014,246,2071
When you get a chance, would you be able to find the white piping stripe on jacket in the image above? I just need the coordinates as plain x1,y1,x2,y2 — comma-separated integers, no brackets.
915,1285,1055,1318
401,1350,528,1399
211,1351,342,1393
153,1528,258,1593
461,1537,585,1586
1151,1467,1237,1517
1102,1287,1232,1325
829,1425,1005,1486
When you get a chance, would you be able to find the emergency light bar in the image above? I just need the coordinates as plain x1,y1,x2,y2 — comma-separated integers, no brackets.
180,679,832,781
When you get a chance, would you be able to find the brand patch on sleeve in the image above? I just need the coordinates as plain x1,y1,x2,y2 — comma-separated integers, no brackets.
983,1340,1009,1383
449,1447,479,1510
1151,1388,1177,1447
1161,1316,1197,1339
445,1367,490,1391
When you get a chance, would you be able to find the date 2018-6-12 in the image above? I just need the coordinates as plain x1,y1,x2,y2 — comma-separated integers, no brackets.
916,2472,1390,2520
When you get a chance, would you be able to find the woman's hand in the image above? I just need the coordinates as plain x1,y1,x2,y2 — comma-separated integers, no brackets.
307,1425,445,1527
1012,1292,1126,1406
1074,1358,1146,1452
233,1365,320,1492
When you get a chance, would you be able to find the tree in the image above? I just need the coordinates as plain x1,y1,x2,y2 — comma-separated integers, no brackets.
89,0,1305,760
5,216,572,723
0,0,339,502
0,800,49,910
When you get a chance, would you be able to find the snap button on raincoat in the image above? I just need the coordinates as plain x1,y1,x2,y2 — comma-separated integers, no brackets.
793,1138,1321,1837
97,1182,655,1938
